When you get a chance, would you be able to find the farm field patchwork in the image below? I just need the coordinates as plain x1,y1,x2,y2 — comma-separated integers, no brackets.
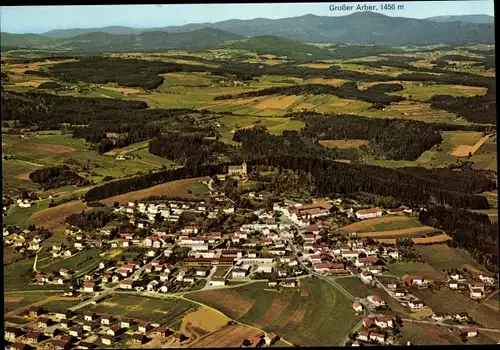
188,279,360,346
189,324,264,348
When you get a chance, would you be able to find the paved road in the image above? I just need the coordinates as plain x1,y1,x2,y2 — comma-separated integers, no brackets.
402,318,500,333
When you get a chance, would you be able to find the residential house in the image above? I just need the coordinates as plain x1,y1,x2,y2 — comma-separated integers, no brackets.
460,327,478,338
470,288,484,299
358,330,370,342
370,332,386,344
401,275,424,286
449,281,459,290
102,335,114,346
341,250,360,259
355,256,378,267
375,315,393,328
363,317,376,328
84,312,97,322
408,300,425,309
119,279,134,289
367,295,386,307
83,281,95,293
38,317,51,328
29,306,43,317
69,327,83,337
101,316,112,325
352,301,363,313
138,322,149,333
210,277,226,286
50,340,71,350
232,268,247,279
472,280,485,292
26,331,43,343
394,288,407,297
121,319,132,328
107,324,123,336
369,265,384,275
360,271,374,283
5,327,23,340
83,322,97,332
133,334,147,345
280,279,298,288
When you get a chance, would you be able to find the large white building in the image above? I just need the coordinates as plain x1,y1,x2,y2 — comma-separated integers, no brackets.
355,208,383,220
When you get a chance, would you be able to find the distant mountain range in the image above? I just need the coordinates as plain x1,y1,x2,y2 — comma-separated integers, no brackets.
1,12,495,53
424,14,494,24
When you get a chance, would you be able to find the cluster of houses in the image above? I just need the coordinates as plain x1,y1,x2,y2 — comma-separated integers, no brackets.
444,269,496,301
4,228,46,252
4,307,189,350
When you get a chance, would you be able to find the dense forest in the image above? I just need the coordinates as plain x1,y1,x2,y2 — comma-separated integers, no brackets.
149,133,239,166
1,90,147,129
84,163,228,201
288,112,443,161
427,90,496,125
66,208,124,231
29,165,91,190
85,154,494,209
215,83,404,105
419,206,498,272
37,81,61,90
396,72,494,89
233,126,355,160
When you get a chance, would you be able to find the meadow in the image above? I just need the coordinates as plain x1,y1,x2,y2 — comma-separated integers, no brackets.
86,294,197,326
39,248,102,275
415,244,490,273
188,279,360,346
386,261,445,281
335,276,379,298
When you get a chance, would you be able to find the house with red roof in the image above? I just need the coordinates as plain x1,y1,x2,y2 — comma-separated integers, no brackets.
460,327,478,338
355,208,383,220
352,301,363,312
367,295,386,307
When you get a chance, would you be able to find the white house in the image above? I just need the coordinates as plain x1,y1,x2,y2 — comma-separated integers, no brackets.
209,277,226,287
352,301,363,312
408,300,425,309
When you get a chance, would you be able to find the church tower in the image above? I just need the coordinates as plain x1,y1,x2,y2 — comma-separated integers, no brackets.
242,161,248,177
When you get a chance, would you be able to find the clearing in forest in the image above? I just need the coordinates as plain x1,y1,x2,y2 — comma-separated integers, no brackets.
451,135,492,157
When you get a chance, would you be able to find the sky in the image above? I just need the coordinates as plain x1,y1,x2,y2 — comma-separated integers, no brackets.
0,1,495,34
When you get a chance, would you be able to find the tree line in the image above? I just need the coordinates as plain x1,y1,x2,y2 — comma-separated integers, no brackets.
419,205,498,272
84,154,494,210
215,83,404,105
66,207,125,231
83,163,228,201
148,133,240,167
29,164,92,190
287,111,443,161
427,90,496,125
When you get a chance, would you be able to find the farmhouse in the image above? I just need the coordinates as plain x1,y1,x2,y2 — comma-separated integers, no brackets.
367,295,386,307
401,275,424,285
408,300,425,309
210,277,226,286
449,281,459,289
470,288,484,299
355,256,378,267
120,279,134,289
358,330,370,342
355,208,382,220
460,327,478,338
375,315,394,328
352,301,363,312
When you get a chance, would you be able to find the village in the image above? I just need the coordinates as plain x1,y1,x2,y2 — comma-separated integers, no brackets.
4,164,499,349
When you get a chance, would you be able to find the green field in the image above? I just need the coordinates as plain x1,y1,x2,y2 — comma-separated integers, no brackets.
399,322,464,345
39,298,82,311
86,294,197,326
188,278,360,346
358,217,422,233
188,182,209,197
415,244,490,273
2,199,51,226
40,248,102,275
386,261,445,280
335,276,379,298
4,258,66,292
4,293,55,313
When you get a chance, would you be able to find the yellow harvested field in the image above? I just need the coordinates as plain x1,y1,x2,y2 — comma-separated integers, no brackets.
191,324,262,348
341,216,414,233
308,78,348,86
412,234,452,244
319,139,369,149
255,95,302,110
181,308,229,333
451,135,492,157
5,296,24,302
14,172,31,181
294,103,318,110
297,63,333,69
358,226,438,238
174,59,206,66
102,86,142,94
102,177,206,205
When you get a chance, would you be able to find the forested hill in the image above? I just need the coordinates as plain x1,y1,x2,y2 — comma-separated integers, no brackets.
2,12,495,50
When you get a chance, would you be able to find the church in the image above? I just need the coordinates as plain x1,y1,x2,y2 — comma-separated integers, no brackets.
227,161,248,179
